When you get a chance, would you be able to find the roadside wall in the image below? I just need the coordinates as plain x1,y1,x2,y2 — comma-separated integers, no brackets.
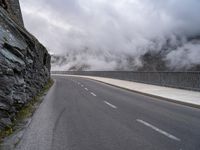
52,71,200,91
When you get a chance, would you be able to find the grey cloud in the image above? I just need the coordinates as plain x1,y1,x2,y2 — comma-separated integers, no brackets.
19,0,200,70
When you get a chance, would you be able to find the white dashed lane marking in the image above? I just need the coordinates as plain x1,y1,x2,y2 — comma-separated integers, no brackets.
90,92,97,97
104,101,117,109
70,78,181,145
136,119,181,142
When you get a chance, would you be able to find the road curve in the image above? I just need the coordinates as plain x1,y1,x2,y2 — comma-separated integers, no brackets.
16,75,200,150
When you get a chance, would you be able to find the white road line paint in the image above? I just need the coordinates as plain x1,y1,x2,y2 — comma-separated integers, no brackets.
90,92,96,97
136,119,181,142
85,88,88,91
104,101,117,109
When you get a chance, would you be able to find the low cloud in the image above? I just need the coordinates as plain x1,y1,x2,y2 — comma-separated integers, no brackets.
19,0,200,70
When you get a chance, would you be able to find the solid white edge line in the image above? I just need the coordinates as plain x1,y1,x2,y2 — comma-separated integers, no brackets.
90,92,96,97
85,88,88,91
104,101,117,109
136,119,181,142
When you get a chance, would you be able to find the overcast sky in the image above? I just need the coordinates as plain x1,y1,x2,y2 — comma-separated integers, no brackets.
19,0,200,70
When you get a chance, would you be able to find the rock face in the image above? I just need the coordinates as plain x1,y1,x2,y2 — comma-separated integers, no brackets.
0,0,24,26
0,4,50,130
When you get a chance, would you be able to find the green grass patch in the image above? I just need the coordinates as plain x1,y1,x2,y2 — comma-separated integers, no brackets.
0,127,13,140
15,79,54,122
0,79,54,141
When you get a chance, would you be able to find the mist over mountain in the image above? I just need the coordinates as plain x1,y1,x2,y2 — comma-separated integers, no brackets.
20,0,200,71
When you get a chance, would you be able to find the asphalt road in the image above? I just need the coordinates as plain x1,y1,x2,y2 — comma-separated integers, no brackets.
16,75,200,150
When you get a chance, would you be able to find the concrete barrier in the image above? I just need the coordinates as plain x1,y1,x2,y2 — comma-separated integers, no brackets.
51,71,200,91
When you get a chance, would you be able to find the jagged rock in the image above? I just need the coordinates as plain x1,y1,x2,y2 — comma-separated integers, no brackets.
0,4,50,130
0,118,12,127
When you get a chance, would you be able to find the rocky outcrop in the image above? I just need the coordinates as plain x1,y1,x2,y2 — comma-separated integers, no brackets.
0,7,50,130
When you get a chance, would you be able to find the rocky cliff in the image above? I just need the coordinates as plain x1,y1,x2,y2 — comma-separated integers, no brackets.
0,6,50,130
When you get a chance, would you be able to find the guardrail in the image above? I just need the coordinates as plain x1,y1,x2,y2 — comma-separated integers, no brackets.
51,71,200,91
